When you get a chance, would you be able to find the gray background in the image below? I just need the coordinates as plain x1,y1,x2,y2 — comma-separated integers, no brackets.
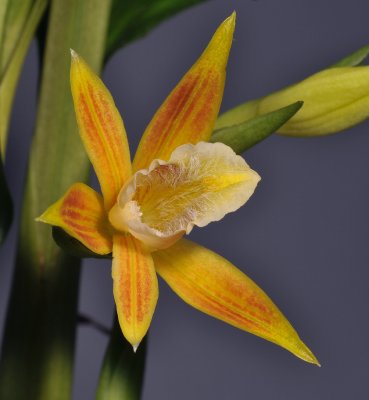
1,0,369,399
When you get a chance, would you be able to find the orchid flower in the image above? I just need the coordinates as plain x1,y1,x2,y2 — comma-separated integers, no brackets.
37,13,318,365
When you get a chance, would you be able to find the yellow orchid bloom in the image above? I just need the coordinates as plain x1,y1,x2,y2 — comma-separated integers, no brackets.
37,13,319,365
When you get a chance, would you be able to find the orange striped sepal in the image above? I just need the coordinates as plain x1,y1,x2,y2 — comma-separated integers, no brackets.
70,50,132,211
112,233,158,350
154,239,320,365
36,183,112,255
133,12,236,171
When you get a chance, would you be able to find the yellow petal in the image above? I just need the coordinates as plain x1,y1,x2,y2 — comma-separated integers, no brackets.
37,183,112,255
109,142,260,250
70,50,132,210
132,12,236,171
154,239,319,365
112,233,158,350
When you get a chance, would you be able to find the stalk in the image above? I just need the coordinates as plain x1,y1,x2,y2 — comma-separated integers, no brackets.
96,319,147,400
0,0,111,398
0,0,46,158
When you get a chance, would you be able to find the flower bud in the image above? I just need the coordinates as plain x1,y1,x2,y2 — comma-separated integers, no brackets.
217,66,369,136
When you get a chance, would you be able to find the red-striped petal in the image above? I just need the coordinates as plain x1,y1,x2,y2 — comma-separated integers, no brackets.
133,13,236,171
112,233,158,349
70,51,132,210
154,239,319,365
37,183,112,254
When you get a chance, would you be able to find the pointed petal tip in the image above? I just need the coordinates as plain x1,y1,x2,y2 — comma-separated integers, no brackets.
305,354,321,367
305,351,321,367
202,11,236,68
228,11,236,23
294,341,320,366
222,11,236,33
35,211,49,224
132,342,140,353
70,48,78,60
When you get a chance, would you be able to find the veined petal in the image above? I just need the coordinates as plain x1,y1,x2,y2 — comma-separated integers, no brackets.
109,142,260,250
132,12,236,171
37,183,112,255
70,51,132,210
112,233,158,350
154,239,319,365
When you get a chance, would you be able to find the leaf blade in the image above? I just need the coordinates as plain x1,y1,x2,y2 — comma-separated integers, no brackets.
330,43,369,68
0,0,34,75
0,0,47,156
211,101,303,154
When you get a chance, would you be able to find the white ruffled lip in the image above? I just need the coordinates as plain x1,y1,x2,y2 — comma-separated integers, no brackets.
109,159,189,250
116,199,186,250
117,158,168,207
109,141,261,250
109,160,187,250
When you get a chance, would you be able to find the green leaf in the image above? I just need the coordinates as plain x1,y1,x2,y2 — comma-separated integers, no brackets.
330,43,369,68
211,101,303,154
0,158,12,244
0,3,7,60
0,0,112,399
105,0,207,60
96,319,147,400
0,0,34,75
0,0,47,157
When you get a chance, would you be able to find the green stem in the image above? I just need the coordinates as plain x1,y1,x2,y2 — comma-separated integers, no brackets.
0,0,47,158
96,318,147,400
0,0,111,398
0,0,34,74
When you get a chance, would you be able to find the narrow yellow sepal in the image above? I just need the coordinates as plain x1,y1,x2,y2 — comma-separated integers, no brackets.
70,50,132,210
36,183,112,255
112,233,158,350
132,13,236,171
154,239,319,365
